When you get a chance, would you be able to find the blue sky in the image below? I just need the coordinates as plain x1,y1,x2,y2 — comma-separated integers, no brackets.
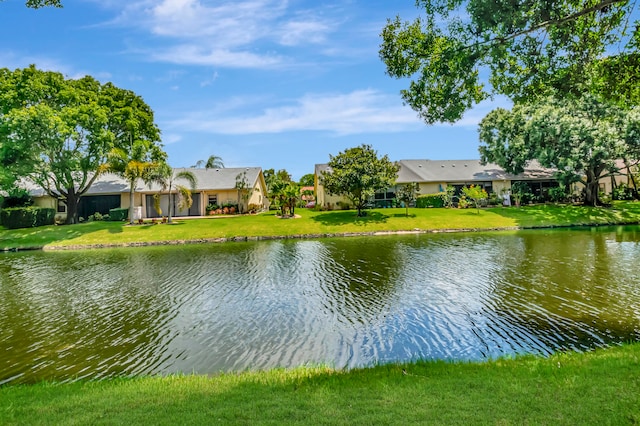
1,0,507,180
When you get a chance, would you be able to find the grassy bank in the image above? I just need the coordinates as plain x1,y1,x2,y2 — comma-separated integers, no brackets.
1,343,639,425
2,201,640,251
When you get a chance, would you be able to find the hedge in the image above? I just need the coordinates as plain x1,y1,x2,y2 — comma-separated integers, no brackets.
416,193,446,208
0,207,55,229
108,207,129,221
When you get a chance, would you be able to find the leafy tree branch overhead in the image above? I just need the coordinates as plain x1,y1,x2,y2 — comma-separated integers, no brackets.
380,0,639,124
0,0,61,8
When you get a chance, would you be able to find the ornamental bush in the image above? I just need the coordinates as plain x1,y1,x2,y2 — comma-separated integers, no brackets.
108,207,129,221
0,207,55,229
416,193,446,208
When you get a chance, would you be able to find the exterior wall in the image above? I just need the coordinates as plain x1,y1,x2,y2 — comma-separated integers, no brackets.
316,182,349,208
203,185,268,213
33,195,57,209
33,195,66,222
416,183,442,194
314,173,350,209
491,180,511,195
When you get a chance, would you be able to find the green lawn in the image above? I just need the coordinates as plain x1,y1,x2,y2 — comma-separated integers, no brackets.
2,201,640,250
1,343,638,425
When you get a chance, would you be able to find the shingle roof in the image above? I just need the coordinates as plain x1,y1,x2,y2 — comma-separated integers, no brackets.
315,159,556,184
141,167,262,192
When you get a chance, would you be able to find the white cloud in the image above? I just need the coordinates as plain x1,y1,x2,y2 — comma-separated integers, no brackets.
149,45,283,68
108,0,341,69
0,50,110,81
167,89,426,135
200,71,219,87
164,91,515,136
277,18,332,46
162,133,183,145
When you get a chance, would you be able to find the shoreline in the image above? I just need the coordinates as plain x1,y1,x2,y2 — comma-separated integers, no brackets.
31,220,639,251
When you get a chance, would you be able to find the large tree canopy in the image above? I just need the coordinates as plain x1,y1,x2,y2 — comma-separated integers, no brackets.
0,65,163,223
321,144,399,217
479,94,640,206
380,0,639,124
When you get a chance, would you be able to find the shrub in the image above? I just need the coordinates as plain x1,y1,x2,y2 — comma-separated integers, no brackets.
416,193,446,208
247,203,261,213
108,207,129,221
511,182,533,206
0,207,55,229
88,212,104,222
612,183,635,201
548,186,570,203
1,188,33,209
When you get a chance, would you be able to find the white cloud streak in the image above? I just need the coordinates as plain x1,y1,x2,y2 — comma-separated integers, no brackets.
110,0,339,68
168,89,426,135
164,90,512,136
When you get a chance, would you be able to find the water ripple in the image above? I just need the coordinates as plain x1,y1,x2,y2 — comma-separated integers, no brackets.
1,227,640,384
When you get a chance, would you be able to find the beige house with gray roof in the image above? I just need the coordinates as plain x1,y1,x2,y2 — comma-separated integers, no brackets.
29,167,269,221
315,159,558,209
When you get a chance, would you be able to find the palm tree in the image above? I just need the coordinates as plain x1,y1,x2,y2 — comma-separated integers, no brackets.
152,164,198,223
107,140,166,225
192,155,225,169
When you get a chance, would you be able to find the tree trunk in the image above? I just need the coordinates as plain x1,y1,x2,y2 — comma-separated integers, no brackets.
583,170,600,206
624,159,639,198
128,184,135,225
65,189,81,224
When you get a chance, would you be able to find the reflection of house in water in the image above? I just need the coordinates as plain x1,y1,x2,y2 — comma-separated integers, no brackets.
315,159,637,209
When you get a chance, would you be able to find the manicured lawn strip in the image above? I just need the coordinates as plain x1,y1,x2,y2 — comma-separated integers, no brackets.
1,343,638,425
1,201,640,250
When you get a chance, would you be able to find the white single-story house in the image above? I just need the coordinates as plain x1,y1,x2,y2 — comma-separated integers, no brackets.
27,167,270,221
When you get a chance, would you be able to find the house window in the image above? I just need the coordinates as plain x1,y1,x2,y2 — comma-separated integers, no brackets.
208,195,218,205
57,199,67,213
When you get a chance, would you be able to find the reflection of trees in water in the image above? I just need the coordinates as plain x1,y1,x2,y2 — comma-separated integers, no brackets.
0,249,183,384
489,228,640,350
314,237,404,326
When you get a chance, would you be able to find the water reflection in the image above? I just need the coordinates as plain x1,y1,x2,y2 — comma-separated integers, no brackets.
1,226,639,384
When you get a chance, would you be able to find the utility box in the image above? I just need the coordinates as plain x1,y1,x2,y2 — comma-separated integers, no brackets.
133,206,143,220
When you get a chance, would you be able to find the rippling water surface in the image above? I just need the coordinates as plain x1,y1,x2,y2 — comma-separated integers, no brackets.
1,226,639,384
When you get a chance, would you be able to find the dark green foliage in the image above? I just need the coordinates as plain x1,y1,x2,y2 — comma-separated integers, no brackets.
612,183,636,200
322,144,399,217
298,173,315,187
416,193,446,208
511,182,534,206
548,186,571,203
108,207,129,222
0,207,54,229
0,188,32,208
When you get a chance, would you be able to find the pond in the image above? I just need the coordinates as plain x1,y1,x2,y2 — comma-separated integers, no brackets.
1,226,639,385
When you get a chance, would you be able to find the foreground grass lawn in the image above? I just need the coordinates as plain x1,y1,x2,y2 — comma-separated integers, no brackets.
2,201,640,250
1,343,638,425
